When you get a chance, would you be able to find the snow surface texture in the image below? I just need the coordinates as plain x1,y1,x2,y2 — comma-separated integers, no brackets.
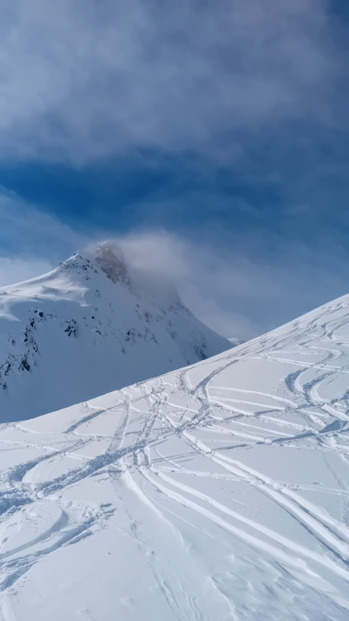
1,292,349,619
0,241,230,422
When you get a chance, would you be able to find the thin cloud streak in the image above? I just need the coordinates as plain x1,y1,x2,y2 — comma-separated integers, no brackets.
0,190,87,260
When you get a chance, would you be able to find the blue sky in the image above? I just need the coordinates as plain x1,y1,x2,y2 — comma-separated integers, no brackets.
0,0,348,339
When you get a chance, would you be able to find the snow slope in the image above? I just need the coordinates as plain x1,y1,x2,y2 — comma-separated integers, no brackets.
1,291,349,620
0,241,230,422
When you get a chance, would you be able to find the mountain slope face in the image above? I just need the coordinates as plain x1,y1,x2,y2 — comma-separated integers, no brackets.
1,294,349,620
0,241,230,422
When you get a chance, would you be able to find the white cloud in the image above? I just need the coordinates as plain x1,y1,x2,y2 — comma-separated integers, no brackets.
0,0,344,163
118,230,349,340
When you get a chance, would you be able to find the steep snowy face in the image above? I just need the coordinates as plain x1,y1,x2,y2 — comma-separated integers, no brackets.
0,242,230,422
1,291,349,620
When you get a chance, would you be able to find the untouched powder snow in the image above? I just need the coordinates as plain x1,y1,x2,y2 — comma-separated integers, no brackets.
1,291,349,619
0,241,230,422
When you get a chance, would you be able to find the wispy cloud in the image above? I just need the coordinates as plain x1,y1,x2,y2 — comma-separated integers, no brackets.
0,190,86,261
0,0,346,164
117,230,349,339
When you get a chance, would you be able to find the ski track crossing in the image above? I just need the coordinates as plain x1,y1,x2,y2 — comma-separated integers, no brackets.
1,295,349,619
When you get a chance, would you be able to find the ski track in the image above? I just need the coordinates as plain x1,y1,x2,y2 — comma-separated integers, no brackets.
1,298,349,618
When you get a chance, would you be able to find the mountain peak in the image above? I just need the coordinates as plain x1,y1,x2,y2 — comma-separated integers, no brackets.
0,241,231,421
86,240,130,286
59,240,130,287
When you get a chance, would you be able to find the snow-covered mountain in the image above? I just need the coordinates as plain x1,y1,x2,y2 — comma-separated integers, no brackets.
0,241,230,422
1,290,349,620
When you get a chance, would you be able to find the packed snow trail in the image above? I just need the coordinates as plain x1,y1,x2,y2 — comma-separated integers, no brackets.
1,293,349,619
